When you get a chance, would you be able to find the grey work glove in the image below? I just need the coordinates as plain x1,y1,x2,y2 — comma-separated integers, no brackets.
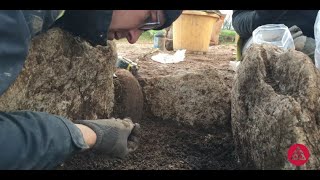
75,118,140,159
289,25,316,61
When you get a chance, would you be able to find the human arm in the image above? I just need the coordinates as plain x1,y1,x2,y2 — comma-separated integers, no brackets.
0,111,140,169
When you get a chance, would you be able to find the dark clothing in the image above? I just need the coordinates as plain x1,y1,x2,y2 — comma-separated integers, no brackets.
0,111,88,169
54,10,113,46
232,10,318,41
0,10,113,169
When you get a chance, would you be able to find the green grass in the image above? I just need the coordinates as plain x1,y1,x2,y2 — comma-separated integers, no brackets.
138,30,165,42
220,30,236,37
219,30,236,44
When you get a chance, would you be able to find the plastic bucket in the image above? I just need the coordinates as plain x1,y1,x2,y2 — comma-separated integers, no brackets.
173,10,219,52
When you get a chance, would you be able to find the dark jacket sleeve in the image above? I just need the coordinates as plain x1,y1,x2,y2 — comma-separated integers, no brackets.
54,10,113,46
232,10,287,40
0,11,88,170
0,111,88,169
0,11,30,95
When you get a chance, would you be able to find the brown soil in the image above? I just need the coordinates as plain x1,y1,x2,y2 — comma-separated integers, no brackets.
118,41,236,89
117,41,236,76
58,41,239,170
59,118,239,170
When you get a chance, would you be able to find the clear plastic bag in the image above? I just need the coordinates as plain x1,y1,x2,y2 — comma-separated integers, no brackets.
314,11,320,69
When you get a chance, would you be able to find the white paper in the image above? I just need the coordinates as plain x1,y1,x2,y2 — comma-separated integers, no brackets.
151,49,186,64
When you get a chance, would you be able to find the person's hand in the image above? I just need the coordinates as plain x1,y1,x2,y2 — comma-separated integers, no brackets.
289,25,316,61
289,25,304,39
75,118,140,159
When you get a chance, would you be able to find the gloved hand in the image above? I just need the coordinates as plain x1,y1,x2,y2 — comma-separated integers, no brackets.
75,118,140,159
289,25,316,61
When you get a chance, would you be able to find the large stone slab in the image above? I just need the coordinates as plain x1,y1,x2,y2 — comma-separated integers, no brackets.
0,28,117,120
231,44,320,169
140,69,231,130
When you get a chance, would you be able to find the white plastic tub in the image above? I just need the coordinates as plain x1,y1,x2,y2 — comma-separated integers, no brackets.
252,24,295,50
